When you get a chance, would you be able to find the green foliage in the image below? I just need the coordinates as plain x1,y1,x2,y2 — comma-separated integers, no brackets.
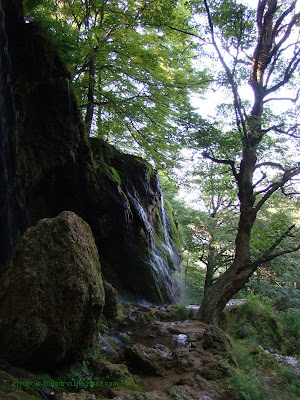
247,280,300,311
251,192,300,260
280,309,300,355
174,303,194,320
231,371,269,400
223,294,300,359
24,0,209,166
66,360,93,383
223,296,283,351
230,339,299,400
279,365,300,398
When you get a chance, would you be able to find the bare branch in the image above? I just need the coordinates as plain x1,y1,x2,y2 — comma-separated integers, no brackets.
253,224,299,266
264,88,300,104
202,151,238,179
259,123,285,135
203,0,247,137
254,245,300,265
271,1,297,41
253,172,267,189
255,162,285,171
266,47,300,95
163,24,205,42
273,124,300,139
271,7,300,58
281,186,300,197
254,165,300,213
254,182,274,196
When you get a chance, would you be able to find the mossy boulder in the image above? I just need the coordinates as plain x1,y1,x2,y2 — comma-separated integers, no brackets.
124,344,172,376
201,325,235,365
0,211,104,369
90,358,130,382
0,369,41,400
103,281,119,319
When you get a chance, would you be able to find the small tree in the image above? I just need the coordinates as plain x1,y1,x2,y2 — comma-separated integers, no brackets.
186,0,300,324
188,161,238,294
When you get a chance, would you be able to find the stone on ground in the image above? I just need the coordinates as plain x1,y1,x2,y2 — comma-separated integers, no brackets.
0,211,104,369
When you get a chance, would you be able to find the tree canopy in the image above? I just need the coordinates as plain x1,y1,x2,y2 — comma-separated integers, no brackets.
24,0,209,166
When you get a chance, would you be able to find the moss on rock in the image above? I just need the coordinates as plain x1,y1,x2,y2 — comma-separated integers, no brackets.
0,211,104,369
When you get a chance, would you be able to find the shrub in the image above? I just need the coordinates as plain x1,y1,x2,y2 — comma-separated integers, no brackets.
223,296,283,351
279,309,300,355
174,304,190,320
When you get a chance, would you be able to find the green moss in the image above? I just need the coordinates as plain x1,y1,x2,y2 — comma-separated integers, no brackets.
163,199,182,248
118,376,144,392
116,303,125,319
101,165,122,186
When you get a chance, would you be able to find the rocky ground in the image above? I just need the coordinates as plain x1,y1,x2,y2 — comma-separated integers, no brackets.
0,303,299,400
0,304,237,400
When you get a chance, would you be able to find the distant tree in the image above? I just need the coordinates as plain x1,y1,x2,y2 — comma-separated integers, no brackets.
182,160,238,294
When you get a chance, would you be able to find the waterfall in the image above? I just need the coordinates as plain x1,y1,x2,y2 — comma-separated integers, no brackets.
159,195,182,268
127,187,154,244
126,179,181,302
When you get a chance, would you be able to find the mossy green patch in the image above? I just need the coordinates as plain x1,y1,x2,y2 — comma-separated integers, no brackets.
221,296,283,352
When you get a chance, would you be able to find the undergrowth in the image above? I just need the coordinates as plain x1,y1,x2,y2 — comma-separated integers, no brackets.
227,295,300,400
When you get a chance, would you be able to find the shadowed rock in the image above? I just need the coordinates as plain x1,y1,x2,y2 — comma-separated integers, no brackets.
0,211,104,369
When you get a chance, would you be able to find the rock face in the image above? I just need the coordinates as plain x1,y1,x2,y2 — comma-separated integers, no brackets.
0,0,181,304
87,139,181,304
0,211,104,368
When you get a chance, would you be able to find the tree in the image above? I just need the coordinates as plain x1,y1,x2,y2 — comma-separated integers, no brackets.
186,0,300,324
24,0,209,166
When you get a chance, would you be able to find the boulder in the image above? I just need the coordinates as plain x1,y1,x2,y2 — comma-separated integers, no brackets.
103,281,119,319
0,211,104,369
90,358,130,381
124,344,172,375
202,325,235,365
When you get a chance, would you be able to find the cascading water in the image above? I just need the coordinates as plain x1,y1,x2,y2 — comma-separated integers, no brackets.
127,187,154,243
159,191,182,268
126,177,181,303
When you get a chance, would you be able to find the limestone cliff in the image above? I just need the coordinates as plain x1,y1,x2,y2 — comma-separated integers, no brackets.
0,0,181,304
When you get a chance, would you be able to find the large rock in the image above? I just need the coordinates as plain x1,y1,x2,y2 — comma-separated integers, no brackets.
0,211,104,369
124,343,172,375
103,281,119,319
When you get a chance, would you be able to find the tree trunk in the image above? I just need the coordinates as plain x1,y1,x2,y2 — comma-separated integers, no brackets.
203,263,214,296
203,235,216,296
197,147,257,324
85,53,95,134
